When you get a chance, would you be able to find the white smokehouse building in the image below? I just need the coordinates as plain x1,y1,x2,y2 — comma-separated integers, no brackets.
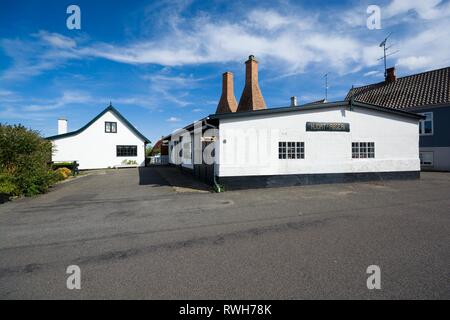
46,105,150,170
165,56,423,189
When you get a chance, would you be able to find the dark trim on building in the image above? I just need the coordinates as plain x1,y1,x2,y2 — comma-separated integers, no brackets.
160,101,422,143
105,121,117,133
404,103,450,112
208,100,424,121
46,105,150,143
218,171,420,190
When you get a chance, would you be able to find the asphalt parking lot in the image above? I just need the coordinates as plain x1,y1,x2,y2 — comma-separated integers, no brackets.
0,167,449,299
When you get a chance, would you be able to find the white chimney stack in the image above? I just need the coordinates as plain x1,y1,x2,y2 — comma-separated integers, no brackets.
58,118,68,134
290,96,297,107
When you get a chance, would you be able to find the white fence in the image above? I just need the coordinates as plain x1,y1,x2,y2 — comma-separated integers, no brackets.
149,155,169,165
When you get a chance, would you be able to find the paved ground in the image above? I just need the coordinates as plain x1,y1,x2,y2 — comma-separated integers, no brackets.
0,167,449,299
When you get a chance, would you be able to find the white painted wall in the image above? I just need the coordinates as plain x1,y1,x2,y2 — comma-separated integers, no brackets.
51,110,146,170
217,106,420,177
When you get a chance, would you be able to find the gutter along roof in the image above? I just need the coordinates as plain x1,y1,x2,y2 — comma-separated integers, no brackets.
46,105,151,143
208,100,424,121
162,100,423,141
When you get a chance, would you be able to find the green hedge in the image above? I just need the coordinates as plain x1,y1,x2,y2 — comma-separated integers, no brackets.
0,124,56,198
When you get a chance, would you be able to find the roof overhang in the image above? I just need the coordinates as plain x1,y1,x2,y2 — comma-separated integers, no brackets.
46,106,151,143
208,100,424,121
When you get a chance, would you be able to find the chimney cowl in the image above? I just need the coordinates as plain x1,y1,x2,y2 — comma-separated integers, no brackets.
290,96,297,107
386,67,396,83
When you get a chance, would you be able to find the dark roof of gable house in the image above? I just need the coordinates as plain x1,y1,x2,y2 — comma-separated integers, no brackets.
345,67,450,109
46,105,150,143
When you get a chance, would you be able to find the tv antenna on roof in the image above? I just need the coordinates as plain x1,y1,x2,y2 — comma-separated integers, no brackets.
324,72,330,102
377,32,399,77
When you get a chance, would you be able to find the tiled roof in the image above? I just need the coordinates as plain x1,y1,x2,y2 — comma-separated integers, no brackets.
345,67,450,109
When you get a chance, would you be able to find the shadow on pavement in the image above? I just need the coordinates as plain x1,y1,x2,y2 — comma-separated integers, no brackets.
139,166,210,192
138,166,171,186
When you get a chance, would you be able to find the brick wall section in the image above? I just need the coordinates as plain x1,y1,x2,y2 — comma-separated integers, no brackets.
237,55,267,112
216,72,238,113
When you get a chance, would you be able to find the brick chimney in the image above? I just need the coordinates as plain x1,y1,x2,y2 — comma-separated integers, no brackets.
216,72,238,113
237,55,267,112
386,67,396,83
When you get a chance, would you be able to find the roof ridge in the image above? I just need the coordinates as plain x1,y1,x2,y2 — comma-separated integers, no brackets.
350,66,450,91
394,66,450,81
46,105,150,143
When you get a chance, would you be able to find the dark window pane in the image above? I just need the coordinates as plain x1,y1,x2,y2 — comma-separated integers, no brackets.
116,145,137,157
424,121,432,133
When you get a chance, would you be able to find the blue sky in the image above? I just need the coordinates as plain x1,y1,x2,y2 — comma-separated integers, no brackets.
1,0,450,144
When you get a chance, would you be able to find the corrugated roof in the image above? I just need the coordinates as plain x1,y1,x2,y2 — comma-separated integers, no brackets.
345,67,450,109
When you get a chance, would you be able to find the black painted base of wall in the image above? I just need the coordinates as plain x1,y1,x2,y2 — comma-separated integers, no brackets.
218,171,420,190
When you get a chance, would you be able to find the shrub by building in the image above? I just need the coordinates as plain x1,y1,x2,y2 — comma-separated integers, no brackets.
0,124,56,199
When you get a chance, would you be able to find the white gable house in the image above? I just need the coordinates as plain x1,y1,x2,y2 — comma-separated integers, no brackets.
47,105,150,170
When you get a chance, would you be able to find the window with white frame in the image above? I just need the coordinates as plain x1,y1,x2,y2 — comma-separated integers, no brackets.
278,142,304,159
420,152,434,166
352,142,375,159
419,112,433,135
105,121,117,133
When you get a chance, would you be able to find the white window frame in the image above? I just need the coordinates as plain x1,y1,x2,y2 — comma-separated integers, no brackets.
352,142,375,159
278,142,305,159
419,151,434,167
418,112,433,136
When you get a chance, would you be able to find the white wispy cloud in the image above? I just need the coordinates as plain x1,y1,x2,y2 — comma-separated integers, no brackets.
385,0,450,20
166,116,181,122
23,91,93,112
1,1,449,83
0,31,82,80
141,72,210,108
395,19,450,71
37,31,77,49
363,70,383,77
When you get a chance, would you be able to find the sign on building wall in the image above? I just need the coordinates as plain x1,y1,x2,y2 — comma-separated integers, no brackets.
306,122,350,132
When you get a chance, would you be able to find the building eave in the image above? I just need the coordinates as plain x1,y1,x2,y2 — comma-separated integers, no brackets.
208,100,424,121
45,105,151,144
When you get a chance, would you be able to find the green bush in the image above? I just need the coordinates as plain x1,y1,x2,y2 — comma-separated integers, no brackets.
121,159,138,165
0,124,54,197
